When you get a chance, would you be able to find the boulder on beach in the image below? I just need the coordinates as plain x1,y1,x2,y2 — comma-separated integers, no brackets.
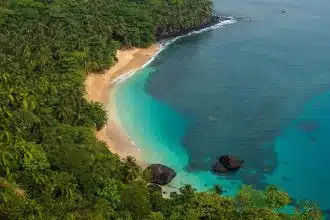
212,155,244,173
147,183,162,193
145,164,176,185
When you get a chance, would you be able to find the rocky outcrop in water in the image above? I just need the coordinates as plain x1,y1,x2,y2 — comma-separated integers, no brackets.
212,155,244,173
212,162,229,173
145,164,176,185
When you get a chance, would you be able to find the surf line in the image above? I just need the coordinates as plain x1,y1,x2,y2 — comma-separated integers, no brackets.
110,17,237,86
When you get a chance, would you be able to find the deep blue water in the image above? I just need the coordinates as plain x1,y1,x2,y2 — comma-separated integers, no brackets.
115,0,330,212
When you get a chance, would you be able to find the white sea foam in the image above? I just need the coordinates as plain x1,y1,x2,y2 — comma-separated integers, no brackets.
159,17,237,48
110,17,237,86
110,69,138,85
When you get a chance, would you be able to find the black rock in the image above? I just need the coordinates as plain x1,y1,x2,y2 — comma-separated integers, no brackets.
212,162,229,173
219,155,244,171
145,164,176,185
212,155,244,173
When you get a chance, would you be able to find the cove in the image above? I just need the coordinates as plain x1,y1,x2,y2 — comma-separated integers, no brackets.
114,0,330,212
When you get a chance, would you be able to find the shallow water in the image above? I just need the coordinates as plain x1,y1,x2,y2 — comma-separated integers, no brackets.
115,0,330,211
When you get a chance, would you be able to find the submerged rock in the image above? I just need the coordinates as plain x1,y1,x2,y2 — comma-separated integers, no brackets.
212,155,244,173
145,164,176,185
147,183,162,193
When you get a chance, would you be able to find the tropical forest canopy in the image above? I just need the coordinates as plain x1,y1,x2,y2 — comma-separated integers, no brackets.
0,0,323,219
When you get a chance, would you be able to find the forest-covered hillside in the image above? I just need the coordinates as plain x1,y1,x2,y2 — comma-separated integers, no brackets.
0,0,323,219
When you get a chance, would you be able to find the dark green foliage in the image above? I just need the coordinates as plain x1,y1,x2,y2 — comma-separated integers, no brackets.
213,184,224,195
84,101,108,131
122,156,141,183
0,0,324,219
120,181,151,219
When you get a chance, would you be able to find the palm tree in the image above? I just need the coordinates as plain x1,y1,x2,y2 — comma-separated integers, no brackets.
213,184,224,195
56,104,73,122
0,139,33,176
0,149,14,172
47,172,77,200
0,72,10,84
180,184,196,196
0,124,11,144
123,156,140,183
177,184,196,202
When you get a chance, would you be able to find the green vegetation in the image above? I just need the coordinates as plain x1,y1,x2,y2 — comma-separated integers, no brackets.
0,0,323,219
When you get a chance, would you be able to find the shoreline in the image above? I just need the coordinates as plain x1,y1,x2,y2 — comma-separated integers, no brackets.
85,44,160,165
85,17,236,168
85,17,236,167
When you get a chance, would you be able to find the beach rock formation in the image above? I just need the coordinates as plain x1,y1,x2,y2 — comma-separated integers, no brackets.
147,183,162,193
145,164,176,185
212,155,244,173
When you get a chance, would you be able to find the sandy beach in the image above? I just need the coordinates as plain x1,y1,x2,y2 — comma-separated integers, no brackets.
86,44,160,164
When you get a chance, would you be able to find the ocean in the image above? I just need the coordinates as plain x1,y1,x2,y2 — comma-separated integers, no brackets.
114,0,330,213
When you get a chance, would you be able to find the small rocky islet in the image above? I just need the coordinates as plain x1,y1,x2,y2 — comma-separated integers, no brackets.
145,155,245,191
212,155,244,173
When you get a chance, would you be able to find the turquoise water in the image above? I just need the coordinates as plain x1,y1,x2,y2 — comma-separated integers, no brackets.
115,67,242,194
115,0,330,212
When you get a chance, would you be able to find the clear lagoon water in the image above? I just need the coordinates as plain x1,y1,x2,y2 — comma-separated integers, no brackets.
114,0,330,213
